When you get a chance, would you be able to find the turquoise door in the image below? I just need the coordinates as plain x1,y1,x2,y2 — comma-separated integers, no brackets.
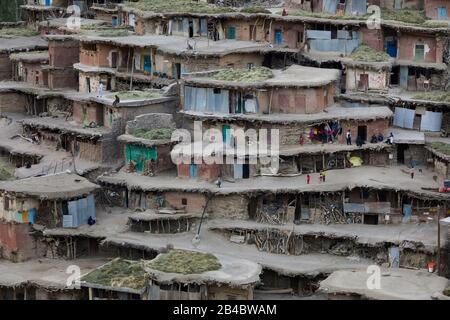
227,27,236,39
189,164,197,178
222,124,230,144
45,0,51,6
143,55,151,73
438,7,447,20
274,30,282,45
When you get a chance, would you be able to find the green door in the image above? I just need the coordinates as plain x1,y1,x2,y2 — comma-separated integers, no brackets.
125,144,156,172
227,27,236,40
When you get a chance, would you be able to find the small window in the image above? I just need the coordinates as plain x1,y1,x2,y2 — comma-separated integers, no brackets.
181,198,187,205
3,197,9,210
246,63,254,70
213,88,221,94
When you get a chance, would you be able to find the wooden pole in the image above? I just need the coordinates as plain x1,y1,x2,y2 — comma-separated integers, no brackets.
437,204,441,276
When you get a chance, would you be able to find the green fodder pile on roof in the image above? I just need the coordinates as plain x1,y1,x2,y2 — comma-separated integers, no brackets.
0,158,14,181
82,258,148,290
97,29,129,37
350,45,390,62
429,142,450,156
0,27,39,37
213,66,273,82
108,91,161,100
286,9,367,20
124,0,235,14
413,91,450,103
133,128,173,140
147,250,222,274
381,9,426,24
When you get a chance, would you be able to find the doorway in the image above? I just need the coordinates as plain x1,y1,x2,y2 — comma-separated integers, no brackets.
363,214,378,225
86,77,91,93
357,125,367,141
188,20,194,38
397,144,408,164
390,66,400,85
358,74,369,91
111,51,118,68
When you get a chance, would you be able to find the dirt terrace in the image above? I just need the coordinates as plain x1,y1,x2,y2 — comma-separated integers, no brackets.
99,165,446,199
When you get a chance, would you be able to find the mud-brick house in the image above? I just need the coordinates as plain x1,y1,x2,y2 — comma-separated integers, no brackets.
425,0,450,19
118,113,176,175
21,1,69,25
90,2,121,26
71,90,177,131
304,20,361,55
379,26,447,91
0,173,98,261
425,142,450,180
10,51,49,86
44,35,80,89
75,33,275,91
344,60,392,92
181,65,339,116
21,115,117,163
38,18,108,35
145,250,261,300
0,36,48,81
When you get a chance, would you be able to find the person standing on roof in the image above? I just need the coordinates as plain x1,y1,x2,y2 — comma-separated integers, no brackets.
346,129,352,145
282,8,288,16
386,132,394,145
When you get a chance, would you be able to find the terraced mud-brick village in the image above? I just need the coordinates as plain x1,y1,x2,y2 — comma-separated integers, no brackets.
0,0,450,300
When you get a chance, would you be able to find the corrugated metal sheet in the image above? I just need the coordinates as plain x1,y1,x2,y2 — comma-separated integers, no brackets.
64,196,96,228
307,30,331,40
393,107,415,129
420,110,442,132
343,202,365,213
323,0,338,14
344,202,391,214
345,0,367,15
309,39,359,54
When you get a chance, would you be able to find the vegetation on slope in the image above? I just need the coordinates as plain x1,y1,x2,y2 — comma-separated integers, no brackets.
0,27,39,37
124,0,235,14
413,92,450,103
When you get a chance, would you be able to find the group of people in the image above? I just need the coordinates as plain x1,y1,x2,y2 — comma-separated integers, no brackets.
305,171,327,184
346,130,394,147
309,126,341,144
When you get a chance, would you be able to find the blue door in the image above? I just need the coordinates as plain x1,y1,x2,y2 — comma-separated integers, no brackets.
402,204,412,223
274,30,282,45
45,0,51,6
189,164,197,178
386,40,397,58
143,55,151,73
438,7,447,20
112,16,118,26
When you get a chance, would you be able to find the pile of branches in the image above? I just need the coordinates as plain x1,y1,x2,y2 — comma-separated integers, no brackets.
317,202,347,225
253,229,302,255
